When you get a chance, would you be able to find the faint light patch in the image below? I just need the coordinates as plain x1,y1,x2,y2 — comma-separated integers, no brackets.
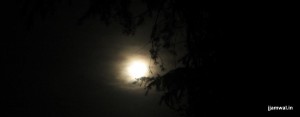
127,60,148,80
120,54,150,83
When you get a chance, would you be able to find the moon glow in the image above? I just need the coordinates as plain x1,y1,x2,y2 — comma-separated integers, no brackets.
127,60,148,79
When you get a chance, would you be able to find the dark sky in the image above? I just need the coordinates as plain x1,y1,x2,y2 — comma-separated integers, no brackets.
4,1,298,117
4,1,180,117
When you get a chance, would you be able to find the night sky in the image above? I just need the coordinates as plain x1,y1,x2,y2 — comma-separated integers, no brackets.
4,1,180,117
4,1,298,117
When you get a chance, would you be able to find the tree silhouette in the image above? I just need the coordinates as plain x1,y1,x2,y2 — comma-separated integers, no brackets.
18,0,222,116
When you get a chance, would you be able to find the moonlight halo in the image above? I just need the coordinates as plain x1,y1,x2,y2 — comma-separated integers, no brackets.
127,60,148,80
118,51,154,84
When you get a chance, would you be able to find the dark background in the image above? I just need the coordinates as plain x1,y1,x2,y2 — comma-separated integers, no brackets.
4,1,180,117
3,1,298,117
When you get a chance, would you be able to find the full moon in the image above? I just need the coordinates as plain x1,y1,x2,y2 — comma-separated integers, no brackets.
127,60,148,79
